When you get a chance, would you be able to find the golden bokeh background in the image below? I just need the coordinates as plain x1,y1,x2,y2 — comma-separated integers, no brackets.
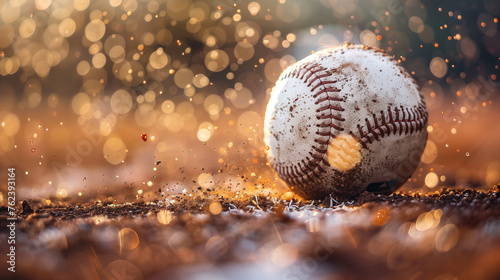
0,0,499,205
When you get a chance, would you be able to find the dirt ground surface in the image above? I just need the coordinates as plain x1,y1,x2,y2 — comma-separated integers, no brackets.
1,186,500,280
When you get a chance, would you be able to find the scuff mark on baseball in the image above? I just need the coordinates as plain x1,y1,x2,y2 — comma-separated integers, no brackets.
264,43,428,200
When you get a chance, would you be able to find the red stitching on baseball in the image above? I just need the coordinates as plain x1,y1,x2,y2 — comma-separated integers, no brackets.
274,61,344,184
316,105,345,113
316,123,345,130
314,93,343,102
311,80,337,92
358,101,428,149
317,114,345,121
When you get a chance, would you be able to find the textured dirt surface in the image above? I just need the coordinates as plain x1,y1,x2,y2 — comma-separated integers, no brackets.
1,186,500,280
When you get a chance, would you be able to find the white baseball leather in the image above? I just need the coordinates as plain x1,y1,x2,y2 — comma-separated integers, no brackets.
264,44,428,199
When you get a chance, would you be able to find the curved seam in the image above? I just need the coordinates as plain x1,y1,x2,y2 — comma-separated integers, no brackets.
273,62,344,184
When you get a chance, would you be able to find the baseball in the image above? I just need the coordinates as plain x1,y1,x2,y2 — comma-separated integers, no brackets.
264,44,428,199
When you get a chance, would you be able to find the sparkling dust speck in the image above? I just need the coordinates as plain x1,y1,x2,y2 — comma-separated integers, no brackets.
141,133,148,142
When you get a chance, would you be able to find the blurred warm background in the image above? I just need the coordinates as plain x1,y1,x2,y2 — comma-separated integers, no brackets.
0,0,499,205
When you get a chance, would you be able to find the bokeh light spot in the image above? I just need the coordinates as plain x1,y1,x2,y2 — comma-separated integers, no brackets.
103,137,127,165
